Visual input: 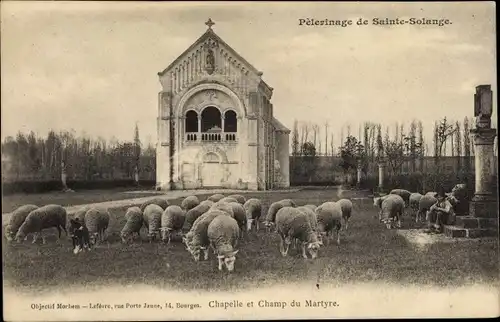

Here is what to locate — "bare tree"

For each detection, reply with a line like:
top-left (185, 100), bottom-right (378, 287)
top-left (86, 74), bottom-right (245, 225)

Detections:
top-left (324, 121), bottom-right (329, 156)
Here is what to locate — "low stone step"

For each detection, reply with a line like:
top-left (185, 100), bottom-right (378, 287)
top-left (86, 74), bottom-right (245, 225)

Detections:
top-left (443, 225), bottom-right (498, 238)
top-left (454, 216), bottom-right (499, 229)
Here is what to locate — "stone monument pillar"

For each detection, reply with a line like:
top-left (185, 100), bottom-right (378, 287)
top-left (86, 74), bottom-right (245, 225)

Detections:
top-left (469, 85), bottom-right (498, 219)
top-left (356, 160), bottom-right (363, 186)
top-left (378, 160), bottom-right (386, 192)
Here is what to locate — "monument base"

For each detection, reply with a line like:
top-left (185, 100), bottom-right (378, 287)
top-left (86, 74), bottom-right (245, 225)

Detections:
top-left (469, 194), bottom-right (499, 219)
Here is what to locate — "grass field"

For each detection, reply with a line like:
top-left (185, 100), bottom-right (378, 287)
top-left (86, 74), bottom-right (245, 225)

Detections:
top-left (2, 188), bottom-right (499, 295)
top-left (1, 187), bottom-right (162, 213)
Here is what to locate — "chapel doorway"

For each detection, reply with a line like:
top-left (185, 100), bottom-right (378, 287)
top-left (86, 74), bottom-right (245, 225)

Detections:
top-left (201, 152), bottom-right (223, 187)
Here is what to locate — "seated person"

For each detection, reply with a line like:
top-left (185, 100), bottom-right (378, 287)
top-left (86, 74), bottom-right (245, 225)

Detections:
top-left (426, 189), bottom-right (456, 233)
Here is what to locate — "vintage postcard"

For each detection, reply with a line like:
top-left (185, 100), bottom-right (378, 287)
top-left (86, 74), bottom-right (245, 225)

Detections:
top-left (1, 1), bottom-right (498, 320)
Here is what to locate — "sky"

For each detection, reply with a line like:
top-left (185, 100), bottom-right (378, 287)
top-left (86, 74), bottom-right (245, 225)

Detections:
top-left (1, 1), bottom-right (497, 151)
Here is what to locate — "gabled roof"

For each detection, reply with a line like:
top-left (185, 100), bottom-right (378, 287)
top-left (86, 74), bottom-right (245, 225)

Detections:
top-left (158, 28), bottom-right (261, 77)
top-left (272, 117), bottom-right (290, 134)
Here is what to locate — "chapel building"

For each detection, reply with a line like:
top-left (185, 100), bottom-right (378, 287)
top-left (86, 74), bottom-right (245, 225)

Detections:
top-left (156, 19), bottom-right (290, 191)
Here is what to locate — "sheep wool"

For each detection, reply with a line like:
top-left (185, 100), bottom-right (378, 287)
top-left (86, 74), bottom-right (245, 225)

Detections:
top-left (207, 194), bottom-right (225, 202)
top-left (161, 205), bottom-right (186, 243)
top-left (218, 197), bottom-right (238, 204)
top-left (143, 204), bottom-right (163, 241)
top-left (409, 193), bottom-right (423, 222)
top-left (297, 206), bottom-right (318, 232)
top-left (210, 202), bottom-right (235, 217)
top-left (303, 204), bottom-right (317, 212)
top-left (275, 207), bottom-right (322, 259)
top-left (389, 189), bottom-right (412, 206)
top-left (243, 198), bottom-right (262, 232)
top-left (316, 202), bottom-right (342, 245)
top-left (417, 194), bottom-right (438, 223)
top-left (140, 198), bottom-right (170, 212)
top-left (373, 195), bottom-right (389, 209)
top-left (121, 207), bottom-right (144, 243)
top-left (184, 210), bottom-right (231, 262)
top-left (227, 202), bottom-right (247, 234)
top-left (337, 199), bottom-right (353, 231)
top-left (207, 215), bottom-right (240, 272)
top-left (5, 204), bottom-right (39, 242)
top-left (84, 208), bottom-right (110, 245)
top-left (181, 196), bottom-right (200, 211)
top-left (184, 202), bottom-right (213, 230)
top-left (199, 200), bottom-right (214, 208)
top-left (227, 194), bottom-right (246, 205)
top-left (380, 194), bottom-right (405, 229)
top-left (265, 199), bottom-right (297, 228)
top-left (15, 204), bottom-right (67, 244)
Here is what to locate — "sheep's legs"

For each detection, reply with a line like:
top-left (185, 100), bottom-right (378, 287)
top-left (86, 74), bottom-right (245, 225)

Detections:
top-left (32, 232), bottom-right (39, 244)
top-left (301, 243), bottom-right (308, 259)
top-left (256, 220), bottom-right (260, 232)
top-left (203, 248), bottom-right (209, 261)
top-left (336, 229), bottom-right (341, 245)
top-left (279, 236), bottom-right (286, 256)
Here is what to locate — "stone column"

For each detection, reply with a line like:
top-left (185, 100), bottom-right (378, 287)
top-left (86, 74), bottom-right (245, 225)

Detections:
top-left (197, 114), bottom-right (201, 141)
top-left (356, 160), bottom-right (362, 186)
top-left (469, 84), bottom-right (498, 219)
top-left (378, 161), bottom-right (385, 192)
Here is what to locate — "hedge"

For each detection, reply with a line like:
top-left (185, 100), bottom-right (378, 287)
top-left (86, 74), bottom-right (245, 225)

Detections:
top-left (2, 179), bottom-right (156, 195)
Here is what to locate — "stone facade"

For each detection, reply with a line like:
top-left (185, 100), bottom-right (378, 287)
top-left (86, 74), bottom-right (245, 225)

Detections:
top-left (155, 23), bottom-right (290, 191)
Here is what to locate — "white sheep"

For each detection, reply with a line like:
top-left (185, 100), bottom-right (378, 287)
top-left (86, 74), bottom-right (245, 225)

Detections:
top-left (373, 194), bottom-right (389, 220)
top-left (210, 202), bottom-right (235, 217)
top-left (303, 204), bottom-right (317, 211)
top-left (207, 215), bottom-right (240, 272)
top-left (181, 196), bottom-right (200, 211)
top-left (183, 210), bottom-right (231, 262)
top-left (296, 206), bottom-right (319, 250)
top-left (15, 204), bottom-right (68, 244)
top-left (84, 207), bottom-right (110, 245)
top-left (207, 194), bottom-right (225, 202)
top-left (227, 194), bottom-right (246, 205)
top-left (161, 205), bottom-right (186, 244)
top-left (143, 204), bottom-right (163, 242)
top-left (140, 198), bottom-right (170, 212)
top-left (4, 204), bottom-right (39, 242)
top-left (380, 194), bottom-right (405, 229)
top-left (389, 189), bottom-right (412, 207)
top-left (219, 197), bottom-right (238, 204)
top-left (227, 202), bottom-right (247, 236)
top-left (315, 202), bottom-right (342, 245)
top-left (417, 194), bottom-right (438, 223)
top-left (121, 207), bottom-right (143, 244)
top-left (243, 198), bottom-right (262, 232)
top-left (337, 199), bottom-right (353, 231)
top-left (275, 207), bottom-right (322, 259)
top-left (184, 202), bottom-right (213, 230)
top-left (409, 193), bottom-right (423, 222)
top-left (264, 199), bottom-right (297, 231)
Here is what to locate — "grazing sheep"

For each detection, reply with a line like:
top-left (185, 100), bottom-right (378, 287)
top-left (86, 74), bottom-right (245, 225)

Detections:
top-left (297, 206), bottom-right (318, 232)
top-left (315, 202), bottom-right (342, 245)
top-left (181, 196), bottom-right (200, 211)
top-left (303, 204), bottom-right (317, 212)
top-left (243, 198), bottom-right (262, 232)
top-left (337, 199), bottom-right (353, 231)
top-left (373, 194), bottom-right (389, 220)
top-left (417, 194), bottom-right (438, 223)
top-left (210, 202), bottom-right (235, 217)
top-left (390, 189), bottom-right (412, 207)
top-left (84, 208), bottom-right (110, 245)
top-left (264, 199), bottom-right (297, 231)
top-left (227, 194), bottom-right (246, 205)
top-left (121, 207), bottom-right (144, 244)
top-left (207, 215), bottom-right (240, 272)
top-left (143, 204), bottom-right (163, 242)
top-left (207, 194), bottom-right (225, 202)
top-left (380, 194), bottom-right (405, 229)
top-left (199, 200), bottom-right (214, 208)
top-left (140, 198), bottom-right (170, 212)
top-left (409, 193), bottom-right (423, 222)
top-left (183, 210), bottom-right (231, 262)
top-left (219, 197), bottom-right (238, 204)
top-left (15, 204), bottom-right (67, 244)
top-left (4, 204), bottom-right (39, 242)
top-left (161, 205), bottom-right (186, 244)
top-left (184, 202), bottom-right (213, 230)
top-left (73, 207), bottom-right (88, 222)
top-left (227, 202), bottom-right (247, 235)
top-left (275, 207), bottom-right (322, 259)
top-left (69, 218), bottom-right (91, 254)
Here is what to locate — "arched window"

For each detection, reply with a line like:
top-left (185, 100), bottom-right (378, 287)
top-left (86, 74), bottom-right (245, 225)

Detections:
top-left (185, 111), bottom-right (198, 133)
top-left (201, 106), bottom-right (222, 132)
top-left (203, 152), bottom-right (220, 163)
top-left (224, 110), bottom-right (237, 133)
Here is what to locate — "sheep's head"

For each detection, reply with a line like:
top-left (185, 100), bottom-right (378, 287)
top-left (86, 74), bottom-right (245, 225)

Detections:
top-left (264, 221), bottom-right (275, 232)
top-left (307, 242), bottom-right (322, 259)
top-left (161, 227), bottom-right (173, 241)
top-left (120, 231), bottom-right (133, 244)
top-left (4, 225), bottom-right (14, 241)
top-left (14, 229), bottom-right (26, 243)
top-left (373, 197), bottom-right (382, 207)
top-left (188, 245), bottom-right (203, 261)
top-left (218, 250), bottom-right (239, 272)
top-left (89, 233), bottom-right (99, 245)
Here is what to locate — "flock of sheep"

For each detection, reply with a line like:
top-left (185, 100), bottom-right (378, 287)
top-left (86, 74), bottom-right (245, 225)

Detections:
top-left (3, 193), bottom-right (355, 272)
top-left (4, 184), bottom-right (467, 272)
top-left (372, 184), bottom-right (467, 229)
